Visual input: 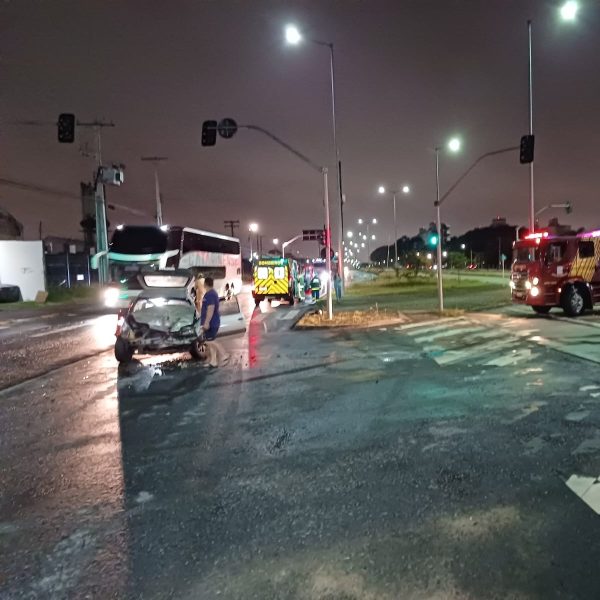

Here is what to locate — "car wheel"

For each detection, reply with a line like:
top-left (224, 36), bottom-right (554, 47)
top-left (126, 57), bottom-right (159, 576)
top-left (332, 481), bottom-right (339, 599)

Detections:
top-left (562, 285), bottom-right (586, 317)
top-left (532, 306), bottom-right (551, 315)
top-left (190, 338), bottom-right (207, 361)
top-left (114, 337), bottom-right (134, 363)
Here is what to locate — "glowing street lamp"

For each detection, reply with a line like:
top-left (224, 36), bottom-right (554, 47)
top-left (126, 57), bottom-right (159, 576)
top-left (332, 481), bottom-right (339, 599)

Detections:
top-left (560, 0), bottom-right (579, 21)
top-left (358, 218), bottom-right (364, 225)
top-left (285, 25), bottom-right (302, 45)
top-left (249, 222), bottom-right (259, 260)
top-left (347, 230), bottom-right (353, 238)
top-left (378, 184), bottom-right (411, 270)
top-left (273, 238), bottom-right (279, 246)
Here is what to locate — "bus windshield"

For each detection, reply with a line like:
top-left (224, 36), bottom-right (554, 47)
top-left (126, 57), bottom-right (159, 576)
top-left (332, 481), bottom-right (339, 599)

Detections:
top-left (111, 227), bottom-right (168, 254)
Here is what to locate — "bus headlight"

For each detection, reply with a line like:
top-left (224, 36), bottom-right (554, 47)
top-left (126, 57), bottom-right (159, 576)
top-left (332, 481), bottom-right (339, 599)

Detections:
top-left (104, 286), bottom-right (120, 307)
top-left (530, 286), bottom-right (540, 297)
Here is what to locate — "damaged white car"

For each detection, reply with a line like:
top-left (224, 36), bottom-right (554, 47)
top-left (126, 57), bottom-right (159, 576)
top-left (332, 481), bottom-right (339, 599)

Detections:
top-left (113, 271), bottom-right (245, 364)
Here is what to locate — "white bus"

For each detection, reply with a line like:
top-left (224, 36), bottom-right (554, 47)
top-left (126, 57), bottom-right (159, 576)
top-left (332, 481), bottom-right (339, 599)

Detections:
top-left (95, 225), bottom-right (242, 308)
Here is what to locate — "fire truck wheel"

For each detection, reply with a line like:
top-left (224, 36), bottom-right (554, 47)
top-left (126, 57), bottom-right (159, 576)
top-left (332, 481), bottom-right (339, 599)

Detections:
top-left (288, 294), bottom-right (295, 306)
top-left (562, 285), bottom-right (586, 317)
top-left (532, 306), bottom-right (551, 315)
top-left (254, 297), bottom-right (262, 307)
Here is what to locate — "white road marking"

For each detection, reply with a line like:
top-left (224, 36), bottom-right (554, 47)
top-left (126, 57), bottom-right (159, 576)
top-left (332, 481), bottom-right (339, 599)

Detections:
top-left (483, 348), bottom-right (535, 367)
top-left (402, 318), bottom-right (467, 335)
top-left (414, 326), bottom-right (485, 344)
top-left (566, 475), bottom-right (600, 515)
top-left (580, 385), bottom-right (600, 392)
top-left (30, 322), bottom-right (89, 338)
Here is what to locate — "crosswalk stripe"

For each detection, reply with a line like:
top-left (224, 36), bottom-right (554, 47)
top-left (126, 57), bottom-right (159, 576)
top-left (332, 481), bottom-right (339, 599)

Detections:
top-left (404, 319), bottom-right (467, 337)
top-left (430, 338), bottom-right (520, 366)
top-left (414, 326), bottom-right (485, 344)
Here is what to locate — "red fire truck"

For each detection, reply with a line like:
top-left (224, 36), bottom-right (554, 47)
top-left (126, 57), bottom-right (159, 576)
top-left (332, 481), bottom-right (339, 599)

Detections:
top-left (511, 230), bottom-right (600, 316)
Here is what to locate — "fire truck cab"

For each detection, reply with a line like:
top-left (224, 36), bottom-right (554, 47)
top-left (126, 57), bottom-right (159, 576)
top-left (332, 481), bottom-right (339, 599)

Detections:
top-left (511, 231), bottom-right (600, 316)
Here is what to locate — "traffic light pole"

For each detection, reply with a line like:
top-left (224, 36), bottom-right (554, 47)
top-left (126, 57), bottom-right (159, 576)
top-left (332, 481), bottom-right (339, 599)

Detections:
top-left (322, 168), bottom-right (333, 320)
top-left (528, 20), bottom-right (535, 232)
top-left (435, 148), bottom-right (444, 313)
top-left (238, 124), bottom-right (334, 319)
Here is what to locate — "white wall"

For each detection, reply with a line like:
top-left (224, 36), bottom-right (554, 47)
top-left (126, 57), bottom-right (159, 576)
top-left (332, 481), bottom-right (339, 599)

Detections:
top-left (0, 241), bottom-right (46, 301)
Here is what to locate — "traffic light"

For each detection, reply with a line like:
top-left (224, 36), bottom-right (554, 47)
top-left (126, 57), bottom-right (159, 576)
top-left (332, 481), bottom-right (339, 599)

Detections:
top-left (201, 120), bottom-right (217, 146)
top-left (428, 233), bottom-right (438, 246)
top-left (57, 113), bottom-right (75, 143)
top-left (519, 134), bottom-right (535, 164)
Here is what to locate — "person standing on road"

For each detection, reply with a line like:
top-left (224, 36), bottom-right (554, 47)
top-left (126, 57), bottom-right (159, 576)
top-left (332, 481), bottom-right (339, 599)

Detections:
top-left (200, 277), bottom-right (228, 368)
top-left (311, 272), bottom-right (321, 301)
top-left (334, 267), bottom-right (342, 302)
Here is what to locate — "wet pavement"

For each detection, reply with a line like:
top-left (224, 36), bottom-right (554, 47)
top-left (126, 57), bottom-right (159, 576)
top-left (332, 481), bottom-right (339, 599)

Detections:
top-left (2, 296), bottom-right (600, 598)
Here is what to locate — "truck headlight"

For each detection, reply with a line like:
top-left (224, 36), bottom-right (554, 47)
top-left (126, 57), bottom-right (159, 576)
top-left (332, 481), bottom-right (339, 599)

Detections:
top-left (525, 281), bottom-right (532, 290)
top-left (530, 286), bottom-right (540, 297)
top-left (104, 287), bottom-right (120, 307)
top-left (509, 280), bottom-right (515, 289)
top-left (532, 277), bottom-right (539, 285)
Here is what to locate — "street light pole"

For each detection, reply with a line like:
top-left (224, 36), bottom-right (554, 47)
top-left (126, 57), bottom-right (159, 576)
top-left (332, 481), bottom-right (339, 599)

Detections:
top-left (435, 148), bottom-right (444, 312)
top-left (528, 20), bottom-right (535, 232)
top-left (141, 156), bottom-right (168, 227)
top-left (285, 26), bottom-right (344, 295)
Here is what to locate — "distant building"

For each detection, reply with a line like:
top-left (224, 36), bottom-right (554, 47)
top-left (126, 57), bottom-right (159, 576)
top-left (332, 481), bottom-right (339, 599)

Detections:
top-left (43, 236), bottom-right (86, 254)
top-left (491, 216), bottom-right (507, 227)
top-left (0, 206), bottom-right (24, 240)
top-left (545, 217), bottom-right (575, 236)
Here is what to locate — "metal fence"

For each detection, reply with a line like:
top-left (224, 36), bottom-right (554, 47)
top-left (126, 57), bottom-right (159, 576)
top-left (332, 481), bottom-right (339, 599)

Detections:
top-left (44, 253), bottom-right (96, 288)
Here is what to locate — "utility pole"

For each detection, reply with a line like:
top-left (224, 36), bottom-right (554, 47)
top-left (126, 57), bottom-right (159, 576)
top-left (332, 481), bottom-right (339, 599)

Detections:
top-left (141, 156), bottom-right (168, 226)
top-left (224, 220), bottom-right (239, 237)
top-left (77, 120), bottom-right (115, 285)
top-left (527, 20), bottom-right (535, 232)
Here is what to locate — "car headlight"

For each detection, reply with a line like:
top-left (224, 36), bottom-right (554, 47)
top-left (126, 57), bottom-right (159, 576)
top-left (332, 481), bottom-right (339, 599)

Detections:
top-left (104, 287), bottom-right (120, 307)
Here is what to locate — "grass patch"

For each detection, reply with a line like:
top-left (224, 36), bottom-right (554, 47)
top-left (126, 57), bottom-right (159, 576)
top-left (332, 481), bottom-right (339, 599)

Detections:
top-left (341, 274), bottom-right (510, 313)
top-left (0, 286), bottom-right (99, 311)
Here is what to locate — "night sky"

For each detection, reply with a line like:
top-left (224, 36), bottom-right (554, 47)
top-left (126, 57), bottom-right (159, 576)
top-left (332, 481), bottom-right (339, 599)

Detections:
top-left (2, 0), bottom-right (598, 257)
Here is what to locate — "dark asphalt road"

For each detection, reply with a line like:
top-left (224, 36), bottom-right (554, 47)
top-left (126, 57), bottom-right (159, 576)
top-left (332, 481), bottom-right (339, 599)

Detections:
top-left (2, 298), bottom-right (600, 599)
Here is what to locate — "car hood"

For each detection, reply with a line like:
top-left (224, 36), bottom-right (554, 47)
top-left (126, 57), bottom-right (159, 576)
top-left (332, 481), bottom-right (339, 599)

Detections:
top-left (131, 304), bottom-right (196, 333)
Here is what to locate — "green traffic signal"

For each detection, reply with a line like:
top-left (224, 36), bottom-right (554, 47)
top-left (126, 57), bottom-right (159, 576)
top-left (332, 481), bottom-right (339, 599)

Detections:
top-left (428, 234), bottom-right (438, 246)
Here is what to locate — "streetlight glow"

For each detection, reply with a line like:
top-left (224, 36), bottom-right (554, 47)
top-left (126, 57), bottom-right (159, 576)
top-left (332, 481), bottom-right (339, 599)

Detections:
top-left (273, 238), bottom-right (279, 245)
top-left (372, 218), bottom-right (377, 224)
top-left (448, 137), bottom-right (461, 153)
top-left (249, 222), bottom-right (258, 233)
top-left (560, 1), bottom-right (579, 21)
top-left (285, 24), bottom-right (302, 45)
top-left (402, 185), bottom-right (410, 194)
top-left (378, 186), bottom-right (386, 195)
top-left (358, 218), bottom-right (364, 225)
top-left (347, 231), bottom-right (353, 238)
